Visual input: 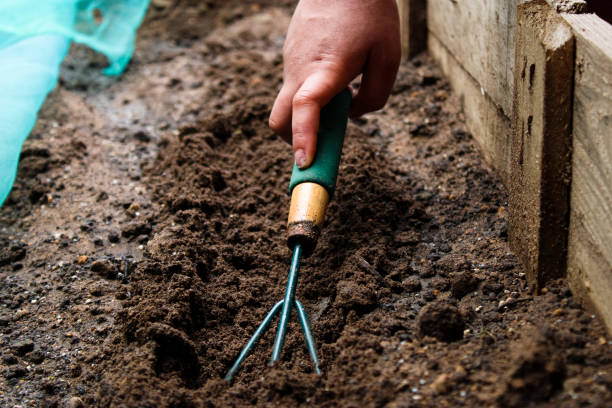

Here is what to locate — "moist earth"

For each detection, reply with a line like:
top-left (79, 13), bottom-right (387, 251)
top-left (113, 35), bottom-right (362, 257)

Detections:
top-left (1, 1), bottom-right (611, 407)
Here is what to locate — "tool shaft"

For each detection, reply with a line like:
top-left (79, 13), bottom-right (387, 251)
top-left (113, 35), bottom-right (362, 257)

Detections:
top-left (270, 243), bottom-right (302, 364)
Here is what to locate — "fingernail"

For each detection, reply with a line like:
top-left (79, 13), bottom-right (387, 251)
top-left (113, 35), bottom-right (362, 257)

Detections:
top-left (295, 149), bottom-right (306, 168)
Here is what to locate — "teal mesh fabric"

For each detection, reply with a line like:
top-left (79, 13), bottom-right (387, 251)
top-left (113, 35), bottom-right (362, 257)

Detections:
top-left (0, 0), bottom-right (149, 206)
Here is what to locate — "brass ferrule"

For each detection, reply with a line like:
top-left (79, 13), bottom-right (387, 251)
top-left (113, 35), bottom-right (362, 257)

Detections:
top-left (287, 182), bottom-right (330, 256)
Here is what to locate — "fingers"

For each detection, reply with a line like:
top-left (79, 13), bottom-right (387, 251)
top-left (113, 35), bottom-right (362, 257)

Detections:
top-left (270, 43), bottom-right (399, 169)
top-left (269, 84), bottom-right (294, 143)
top-left (291, 70), bottom-right (346, 168)
top-left (349, 44), bottom-right (401, 118)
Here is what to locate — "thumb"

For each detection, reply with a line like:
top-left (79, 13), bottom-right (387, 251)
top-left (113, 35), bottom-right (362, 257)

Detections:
top-left (292, 70), bottom-right (346, 169)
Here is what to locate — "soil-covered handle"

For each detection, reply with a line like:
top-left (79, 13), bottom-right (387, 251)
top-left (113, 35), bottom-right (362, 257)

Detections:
top-left (288, 88), bottom-right (352, 198)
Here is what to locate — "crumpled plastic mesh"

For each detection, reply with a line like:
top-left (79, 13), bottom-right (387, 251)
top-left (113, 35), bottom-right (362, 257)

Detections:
top-left (0, 0), bottom-right (149, 206)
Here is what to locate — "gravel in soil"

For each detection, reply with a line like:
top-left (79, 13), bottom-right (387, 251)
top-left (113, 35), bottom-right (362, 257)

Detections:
top-left (1, 1), bottom-right (612, 407)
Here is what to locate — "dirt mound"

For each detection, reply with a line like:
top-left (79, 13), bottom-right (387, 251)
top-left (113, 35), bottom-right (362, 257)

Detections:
top-left (499, 328), bottom-right (566, 407)
top-left (417, 300), bottom-right (465, 342)
top-left (95, 15), bottom-right (612, 405)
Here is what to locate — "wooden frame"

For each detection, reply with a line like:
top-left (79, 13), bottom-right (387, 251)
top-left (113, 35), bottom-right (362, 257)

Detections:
top-left (397, 0), bottom-right (612, 333)
top-left (396, 0), bottom-right (427, 59)
top-left (509, 0), bottom-right (574, 292)
top-left (562, 12), bottom-right (612, 333)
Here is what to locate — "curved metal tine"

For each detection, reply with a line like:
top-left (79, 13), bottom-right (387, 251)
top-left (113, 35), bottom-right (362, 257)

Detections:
top-left (295, 300), bottom-right (321, 375)
top-left (225, 300), bottom-right (284, 382)
top-left (271, 244), bottom-right (302, 365)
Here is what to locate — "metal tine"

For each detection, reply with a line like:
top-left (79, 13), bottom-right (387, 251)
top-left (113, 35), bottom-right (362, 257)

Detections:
top-left (225, 243), bottom-right (321, 381)
top-left (225, 300), bottom-right (284, 382)
top-left (295, 299), bottom-right (321, 374)
top-left (270, 244), bottom-right (302, 365)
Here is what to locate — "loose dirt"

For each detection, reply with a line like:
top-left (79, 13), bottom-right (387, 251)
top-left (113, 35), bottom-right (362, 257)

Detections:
top-left (1, 1), bottom-right (611, 407)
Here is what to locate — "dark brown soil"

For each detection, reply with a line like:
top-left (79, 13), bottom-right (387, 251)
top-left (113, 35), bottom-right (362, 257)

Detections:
top-left (1, 1), bottom-right (612, 407)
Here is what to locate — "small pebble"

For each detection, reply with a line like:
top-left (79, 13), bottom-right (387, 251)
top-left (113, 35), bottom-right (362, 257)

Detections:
top-left (417, 300), bottom-right (465, 342)
top-left (431, 373), bottom-right (452, 394)
top-left (90, 259), bottom-right (115, 279)
top-left (64, 396), bottom-right (85, 408)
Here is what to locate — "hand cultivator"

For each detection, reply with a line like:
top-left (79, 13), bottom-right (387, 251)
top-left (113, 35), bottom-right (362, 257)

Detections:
top-left (225, 89), bottom-right (352, 381)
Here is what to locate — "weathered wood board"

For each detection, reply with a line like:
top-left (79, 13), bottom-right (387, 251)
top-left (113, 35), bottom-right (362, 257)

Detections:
top-left (428, 33), bottom-right (512, 184)
top-left (426, 0), bottom-right (586, 185)
top-left (396, 0), bottom-right (427, 59)
top-left (427, 0), bottom-right (521, 117)
top-left (423, 0), bottom-right (612, 331)
top-left (509, 0), bottom-right (574, 292)
top-left (562, 13), bottom-right (612, 334)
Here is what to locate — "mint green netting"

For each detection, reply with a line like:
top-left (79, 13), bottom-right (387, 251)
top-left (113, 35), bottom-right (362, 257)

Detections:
top-left (0, 0), bottom-right (149, 206)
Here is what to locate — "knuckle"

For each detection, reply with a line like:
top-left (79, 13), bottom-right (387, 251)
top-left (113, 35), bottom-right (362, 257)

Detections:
top-left (292, 127), bottom-right (314, 146)
top-left (292, 90), bottom-right (318, 107)
top-left (292, 126), bottom-right (308, 141)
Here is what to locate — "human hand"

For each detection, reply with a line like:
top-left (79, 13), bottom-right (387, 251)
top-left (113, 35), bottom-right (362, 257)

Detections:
top-left (269, 0), bottom-right (401, 169)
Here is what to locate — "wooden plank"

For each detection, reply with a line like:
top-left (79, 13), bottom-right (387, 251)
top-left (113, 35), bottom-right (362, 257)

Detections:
top-left (428, 33), bottom-right (512, 185)
top-left (427, 0), bottom-right (520, 117)
top-left (562, 12), bottom-right (612, 334)
top-left (425, 0), bottom-right (586, 185)
top-left (509, 0), bottom-right (574, 292)
top-left (397, 0), bottom-right (427, 59)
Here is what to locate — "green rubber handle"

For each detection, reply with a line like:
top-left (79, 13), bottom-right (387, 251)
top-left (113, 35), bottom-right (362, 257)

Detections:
top-left (288, 88), bottom-right (352, 198)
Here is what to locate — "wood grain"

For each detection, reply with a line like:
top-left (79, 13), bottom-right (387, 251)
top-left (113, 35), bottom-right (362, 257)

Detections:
top-left (397, 0), bottom-right (427, 59)
top-left (428, 33), bottom-right (512, 184)
top-left (509, 0), bottom-right (574, 292)
top-left (563, 13), bottom-right (612, 334)
top-left (427, 0), bottom-right (521, 117)
top-left (288, 182), bottom-right (329, 227)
